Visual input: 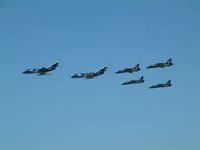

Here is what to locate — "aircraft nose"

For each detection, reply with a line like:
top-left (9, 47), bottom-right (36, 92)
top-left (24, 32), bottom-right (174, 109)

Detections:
top-left (23, 70), bottom-right (28, 74)
top-left (71, 75), bottom-right (76, 78)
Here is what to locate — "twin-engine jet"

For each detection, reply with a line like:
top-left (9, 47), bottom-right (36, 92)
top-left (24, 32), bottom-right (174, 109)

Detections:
top-left (23, 62), bottom-right (59, 75)
top-left (147, 58), bottom-right (173, 69)
top-left (149, 80), bottom-right (172, 89)
top-left (121, 76), bottom-right (144, 85)
top-left (71, 66), bottom-right (107, 79)
top-left (116, 64), bottom-right (141, 74)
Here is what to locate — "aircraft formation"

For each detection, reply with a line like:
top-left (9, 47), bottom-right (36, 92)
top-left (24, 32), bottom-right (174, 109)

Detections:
top-left (23, 58), bottom-right (173, 89)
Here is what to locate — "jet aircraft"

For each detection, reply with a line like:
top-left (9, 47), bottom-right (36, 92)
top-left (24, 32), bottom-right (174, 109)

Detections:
top-left (116, 64), bottom-right (141, 74)
top-left (23, 62), bottom-right (59, 75)
top-left (121, 76), bottom-right (144, 85)
top-left (149, 80), bottom-right (172, 89)
top-left (147, 58), bottom-right (173, 69)
top-left (71, 66), bottom-right (107, 79)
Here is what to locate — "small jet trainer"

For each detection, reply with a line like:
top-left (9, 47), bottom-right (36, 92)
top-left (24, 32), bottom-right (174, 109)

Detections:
top-left (147, 58), bottom-right (173, 69)
top-left (116, 64), bottom-right (141, 74)
top-left (71, 66), bottom-right (108, 79)
top-left (149, 80), bottom-right (172, 89)
top-left (23, 62), bottom-right (59, 75)
top-left (121, 76), bottom-right (144, 85)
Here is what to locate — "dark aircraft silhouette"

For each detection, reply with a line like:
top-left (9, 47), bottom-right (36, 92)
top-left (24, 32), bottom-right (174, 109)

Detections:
top-left (116, 64), bottom-right (141, 74)
top-left (23, 62), bottom-right (59, 75)
top-left (147, 58), bottom-right (173, 69)
top-left (71, 66), bottom-right (107, 79)
top-left (121, 76), bottom-right (144, 85)
top-left (149, 80), bottom-right (172, 89)
top-left (23, 69), bottom-right (37, 74)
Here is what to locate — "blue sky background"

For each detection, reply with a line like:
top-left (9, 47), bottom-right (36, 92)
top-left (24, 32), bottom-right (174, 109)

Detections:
top-left (0, 0), bottom-right (200, 150)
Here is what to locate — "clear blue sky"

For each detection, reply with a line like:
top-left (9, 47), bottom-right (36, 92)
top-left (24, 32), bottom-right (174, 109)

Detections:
top-left (0, 0), bottom-right (200, 150)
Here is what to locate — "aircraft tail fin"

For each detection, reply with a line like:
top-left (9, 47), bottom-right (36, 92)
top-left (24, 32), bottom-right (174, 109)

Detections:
top-left (49, 62), bottom-right (59, 71)
top-left (135, 64), bottom-right (139, 69)
top-left (166, 58), bottom-right (172, 64)
top-left (51, 62), bottom-right (59, 68)
top-left (166, 80), bottom-right (171, 85)
top-left (139, 76), bottom-right (144, 81)
top-left (96, 66), bottom-right (108, 75)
